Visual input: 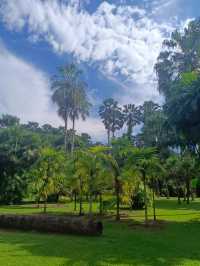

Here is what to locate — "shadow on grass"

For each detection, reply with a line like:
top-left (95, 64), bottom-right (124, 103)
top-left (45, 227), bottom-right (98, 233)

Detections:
top-left (0, 219), bottom-right (200, 266)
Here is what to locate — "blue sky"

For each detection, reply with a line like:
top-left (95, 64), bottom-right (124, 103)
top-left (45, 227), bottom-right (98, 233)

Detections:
top-left (0, 0), bottom-right (199, 140)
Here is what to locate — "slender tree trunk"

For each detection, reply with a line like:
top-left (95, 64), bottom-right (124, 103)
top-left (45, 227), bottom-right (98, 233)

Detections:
top-left (89, 193), bottom-right (93, 217)
top-left (177, 186), bottom-right (181, 204)
top-left (37, 197), bottom-right (40, 208)
top-left (99, 192), bottom-right (103, 215)
top-left (43, 198), bottom-right (47, 214)
top-left (64, 117), bottom-right (68, 152)
top-left (71, 117), bottom-right (75, 154)
top-left (88, 175), bottom-right (93, 217)
top-left (183, 187), bottom-right (186, 202)
top-left (127, 123), bottom-right (132, 141)
top-left (186, 180), bottom-right (190, 204)
top-left (191, 190), bottom-right (194, 201)
top-left (79, 178), bottom-right (83, 216)
top-left (115, 177), bottom-right (120, 221)
top-left (112, 131), bottom-right (115, 139)
top-left (152, 187), bottom-right (156, 221)
top-left (143, 171), bottom-right (148, 225)
top-left (166, 185), bottom-right (170, 199)
top-left (107, 130), bottom-right (110, 146)
top-left (74, 191), bottom-right (77, 211)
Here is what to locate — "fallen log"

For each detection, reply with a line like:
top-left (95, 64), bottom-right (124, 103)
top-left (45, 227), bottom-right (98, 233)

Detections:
top-left (0, 214), bottom-right (103, 236)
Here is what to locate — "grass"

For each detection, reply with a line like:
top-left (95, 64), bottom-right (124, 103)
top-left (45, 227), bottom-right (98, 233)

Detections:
top-left (0, 198), bottom-right (200, 266)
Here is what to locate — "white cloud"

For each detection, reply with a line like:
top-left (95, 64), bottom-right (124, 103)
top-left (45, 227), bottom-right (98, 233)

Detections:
top-left (0, 0), bottom-right (190, 141)
top-left (0, 41), bottom-right (53, 123)
top-left (0, 0), bottom-right (176, 105)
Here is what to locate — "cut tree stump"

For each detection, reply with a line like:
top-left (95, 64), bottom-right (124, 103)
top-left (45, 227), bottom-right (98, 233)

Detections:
top-left (0, 214), bottom-right (103, 236)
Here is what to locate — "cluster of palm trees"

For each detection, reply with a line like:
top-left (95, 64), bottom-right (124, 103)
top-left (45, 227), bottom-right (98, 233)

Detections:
top-left (30, 140), bottom-right (164, 224)
top-left (51, 63), bottom-right (162, 152)
top-left (99, 99), bottom-right (160, 145)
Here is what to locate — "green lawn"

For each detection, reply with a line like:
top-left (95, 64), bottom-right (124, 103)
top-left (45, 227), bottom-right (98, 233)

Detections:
top-left (0, 198), bottom-right (200, 266)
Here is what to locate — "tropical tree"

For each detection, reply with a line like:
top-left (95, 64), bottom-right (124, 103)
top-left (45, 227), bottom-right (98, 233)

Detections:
top-left (99, 98), bottom-right (124, 145)
top-left (72, 146), bottom-right (109, 216)
top-left (125, 147), bottom-right (160, 224)
top-left (155, 19), bottom-right (200, 98)
top-left (51, 63), bottom-right (91, 153)
top-left (107, 137), bottom-right (132, 220)
top-left (123, 104), bottom-right (141, 141)
top-left (165, 154), bottom-right (196, 204)
top-left (69, 81), bottom-right (91, 154)
top-left (30, 148), bottom-right (66, 213)
top-left (0, 114), bottom-right (20, 128)
top-left (165, 155), bottom-right (185, 204)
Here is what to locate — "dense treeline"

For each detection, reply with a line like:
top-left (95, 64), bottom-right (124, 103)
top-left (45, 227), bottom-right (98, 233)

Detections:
top-left (1, 18), bottom-right (200, 224)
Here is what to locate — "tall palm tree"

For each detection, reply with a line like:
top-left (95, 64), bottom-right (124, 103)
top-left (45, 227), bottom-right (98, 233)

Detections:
top-left (123, 104), bottom-right (141, 141)
top-left (51, 64), bottom-right (91, 153)
top-left (51, 64), bottom-right (77, 151)
top-left (99, 98), bottom-right (124, 145)
top-left (70, 82), bottom-right (91, 154)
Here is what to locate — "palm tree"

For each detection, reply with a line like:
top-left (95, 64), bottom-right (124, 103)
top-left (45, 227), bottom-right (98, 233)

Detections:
top-left (123, 104), bottom-right (141, 141)
top-left (126, 147), bottom-right (160, 225)
top-left (51, 64), bottom-right (76, 151)
top-left (51, 64), bottom-right (91, 153)
top-left (99, 98), bottom-right (124, 145)
top-left (69, 82), bottom-right (91, 154)
top-left (72, 146), bottom-right (108, 216)
top-left (105, 154), bottom-right (121, 220)
top-left (31, 148), bottom-right (66, 213)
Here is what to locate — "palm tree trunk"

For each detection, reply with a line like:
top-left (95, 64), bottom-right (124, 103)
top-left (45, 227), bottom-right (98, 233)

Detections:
top-left (43, 198), bottom-right (47, 213)
top-left (177, 186), bottom-right (181, 204)
top-left (79, 177), bottom-right (83, 216)
top-left (152, 187), bottom-right (156, 221)
top-left (127, 124), bottom-right (132, 141)
top-left (186, 180), bottom-right (190, 204)
top-left (112, 130), bottom-right (115, 139)
top-left (143, 171), bottom-right (148, 225)
top-left (74, 191), bottom-right (77, 211)
top-left (107, 130), bottom-right (110, 146)
top-left (115, 177), bottom-right (120, 221)
top-left (71, 116), bottom-right (75, 154)
top-left (99, 192), bottom-right (103, 215)
top-left (89, 193), bottom-right (93, 217)
top-left (64, 117), bottom-right (68, 152)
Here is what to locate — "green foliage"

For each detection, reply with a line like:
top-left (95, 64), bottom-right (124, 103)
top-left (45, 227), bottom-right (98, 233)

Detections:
top-left (99, 98), bottom-right (124, 144)
top-left (30, 148), bottom-right (66, 207)
top-left (51, 63), bottom-right (91, 152)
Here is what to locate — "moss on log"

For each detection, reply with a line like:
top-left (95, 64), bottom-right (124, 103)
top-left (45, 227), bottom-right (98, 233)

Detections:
top-left (0, 214), bottom-right (103, 236)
